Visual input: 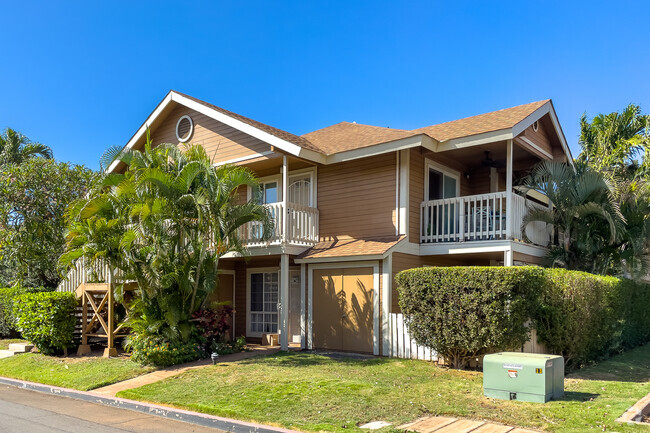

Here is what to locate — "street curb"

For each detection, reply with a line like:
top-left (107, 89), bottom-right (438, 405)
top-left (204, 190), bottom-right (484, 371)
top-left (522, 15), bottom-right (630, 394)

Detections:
top-left (0, 376), bottom-right (298, 433)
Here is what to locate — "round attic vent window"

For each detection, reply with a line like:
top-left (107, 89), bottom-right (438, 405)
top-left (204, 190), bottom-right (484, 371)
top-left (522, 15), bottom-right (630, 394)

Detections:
top-left (532, 120), bottom-right (539, 132)
top-left (176, 115), bottom-right (194, 142)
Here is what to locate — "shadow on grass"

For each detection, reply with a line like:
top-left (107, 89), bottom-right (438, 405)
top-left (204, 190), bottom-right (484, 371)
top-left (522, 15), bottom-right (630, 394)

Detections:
top-left (568, 344), bottom-right (650, 383)
top-left (559, 391), bottom-right (601, 402)
top-left (236, 350), bottom-right (396, 368)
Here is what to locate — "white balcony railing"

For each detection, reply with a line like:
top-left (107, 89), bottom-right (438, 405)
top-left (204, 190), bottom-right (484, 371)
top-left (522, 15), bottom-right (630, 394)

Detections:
top-left (238, 202), bottom-right (319, 247)
top-left (420, 191), bottom-right (552, 246)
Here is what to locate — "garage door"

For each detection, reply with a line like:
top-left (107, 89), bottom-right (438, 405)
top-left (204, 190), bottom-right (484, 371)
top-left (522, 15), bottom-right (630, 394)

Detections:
top-left (312, 267), bottom-right (374, 353)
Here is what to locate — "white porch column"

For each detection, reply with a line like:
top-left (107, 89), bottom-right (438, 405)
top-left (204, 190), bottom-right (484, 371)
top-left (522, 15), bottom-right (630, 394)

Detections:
top-left (280, 253), bottom-right (289, 350)
top-left (505, 139), bottom-right (513, 239)
top-left (504, 248), bottom-right (514, 267)
top-left (282, 155), bottom-right (288, 243)
top-left (381, 255), bottom-right (392, 356)
top-left (300, 263), bottom-right (306, 349)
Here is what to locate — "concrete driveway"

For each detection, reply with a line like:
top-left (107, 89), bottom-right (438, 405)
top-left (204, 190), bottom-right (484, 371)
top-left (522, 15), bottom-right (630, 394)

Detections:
top-left (0, 384), bottom-right (226, 433)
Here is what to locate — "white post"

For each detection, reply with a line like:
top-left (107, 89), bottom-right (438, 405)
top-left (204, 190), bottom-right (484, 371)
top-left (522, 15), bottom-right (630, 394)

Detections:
top-left (300, 263), bottom-right (306, 349)
top-left (282, 155), bottom-right (288, 243)
top-left (505, 139), bottom-right (513, 239)
top-left (504, 248), bottom-right (514, 267)
top-left (280, 253), bottom-right (289, 350)
top-left (381, 255), bottom-right (392, 356)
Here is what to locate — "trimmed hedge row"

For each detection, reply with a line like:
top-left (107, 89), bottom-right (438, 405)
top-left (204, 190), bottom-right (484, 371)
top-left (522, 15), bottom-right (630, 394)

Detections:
top-left (12, 292), bottom-right (77, 355)
top-left (395, 266), bottom-right (650, 369)
top-left (0, 286), bottom-right (53, 337)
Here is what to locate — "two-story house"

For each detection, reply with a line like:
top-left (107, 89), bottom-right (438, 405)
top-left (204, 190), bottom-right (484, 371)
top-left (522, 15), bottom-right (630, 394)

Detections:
top-left (61, 90), bottom-right (572, 357)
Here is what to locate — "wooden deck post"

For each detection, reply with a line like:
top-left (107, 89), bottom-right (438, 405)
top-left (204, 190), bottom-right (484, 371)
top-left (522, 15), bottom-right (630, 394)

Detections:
top-left (103, 267), bottom-right (117, 358)
top-left (77, 289), bottom-right (91, 356)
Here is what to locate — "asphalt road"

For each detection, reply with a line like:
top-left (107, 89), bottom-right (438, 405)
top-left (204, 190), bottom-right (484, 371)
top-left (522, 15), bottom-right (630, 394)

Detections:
top-left (0, 384), bottom-right (226, 433)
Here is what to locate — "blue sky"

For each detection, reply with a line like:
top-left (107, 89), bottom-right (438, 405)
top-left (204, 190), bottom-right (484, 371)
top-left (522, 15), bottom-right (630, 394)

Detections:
top-left (1, 1), bottom-right (648, 169)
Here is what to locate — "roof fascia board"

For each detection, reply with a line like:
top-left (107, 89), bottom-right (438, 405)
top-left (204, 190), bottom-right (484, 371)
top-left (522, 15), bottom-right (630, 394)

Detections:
top-left (171, 92), bottom-right (326, 164)
top-left (516, 136), bottom-right (553, 160)
top-left (511, 103), bottom-right (551, 137)
top-left (107, 92), bottom-right (174, 173)
top-left (295, 254), bottom-right (385, 264)
top-left (511, 101), bottom-right (575, 169)
top-left (324, 134), bottom-right (430, 164)
top-left (436, 129), bottom-right (513, 152)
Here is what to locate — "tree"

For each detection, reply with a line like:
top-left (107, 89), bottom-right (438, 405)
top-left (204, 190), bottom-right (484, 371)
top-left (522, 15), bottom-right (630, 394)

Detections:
top-left (578, 104), bottom-right (650, 277)
top-left (520, 161), bottom-right (625, 275)
top-left (60, 138), bottom-right (272, 345)
top-left (578, 104), bottom-right (650, 180)
top-left (0, 128), bottom-right (53, 165)
top-left (0, 159), bottom-right (95, 287)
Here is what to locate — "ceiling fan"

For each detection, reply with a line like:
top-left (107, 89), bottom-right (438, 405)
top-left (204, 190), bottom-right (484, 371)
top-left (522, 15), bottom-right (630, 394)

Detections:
top-left (481, 151), bottom-right (506, 168)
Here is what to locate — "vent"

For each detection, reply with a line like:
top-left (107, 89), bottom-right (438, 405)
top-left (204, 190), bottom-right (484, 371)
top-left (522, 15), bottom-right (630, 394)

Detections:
top-left (532, 121), bottom-right (539, 132)
top-left (176, 115), bottom-right (194, 142)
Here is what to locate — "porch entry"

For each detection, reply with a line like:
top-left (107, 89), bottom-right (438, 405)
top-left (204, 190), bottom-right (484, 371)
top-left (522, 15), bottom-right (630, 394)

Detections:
top-left (247, 269), bottom-right (301, 343)
top-left (312, 267), bottom-right (374, 353)
top-left (425, 164), bottom-right (460, 238)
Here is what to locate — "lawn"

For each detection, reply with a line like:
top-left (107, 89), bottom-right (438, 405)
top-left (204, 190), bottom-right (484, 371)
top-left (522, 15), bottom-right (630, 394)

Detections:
top-left (0, 352), bottom-right (154, 391)
top-left (118, 346), bottom-right (650, 433)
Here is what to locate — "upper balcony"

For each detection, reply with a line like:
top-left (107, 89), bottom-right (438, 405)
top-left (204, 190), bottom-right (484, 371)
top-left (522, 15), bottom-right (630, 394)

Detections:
top-left (238, 201), bottom-right (319, 247)
top-left (420, 191), bottom-right (551, 246)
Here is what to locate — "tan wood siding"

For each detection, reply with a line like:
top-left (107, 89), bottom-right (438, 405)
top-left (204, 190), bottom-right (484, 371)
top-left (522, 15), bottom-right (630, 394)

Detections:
top-left (318, 153), bottom-right (397, 240)
top-left (149, 105), bottom-right (273, 165)
top-left (514, 251), bottom-right (544, 265)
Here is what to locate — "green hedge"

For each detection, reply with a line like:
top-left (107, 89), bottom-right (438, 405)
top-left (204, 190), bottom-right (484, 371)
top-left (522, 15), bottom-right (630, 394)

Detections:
top-left (12, 292), bottom-right (77, 355)
top-left (395, 267), bottom-right (545, 368)
top-left (0, 286), bottom-right (54, 337)
top-left (396, 266), bottom-right (650, 370)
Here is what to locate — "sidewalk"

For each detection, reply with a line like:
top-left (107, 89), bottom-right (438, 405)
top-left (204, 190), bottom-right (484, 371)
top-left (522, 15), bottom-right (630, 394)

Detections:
top-left (92, 345), bottom-right (280, 397)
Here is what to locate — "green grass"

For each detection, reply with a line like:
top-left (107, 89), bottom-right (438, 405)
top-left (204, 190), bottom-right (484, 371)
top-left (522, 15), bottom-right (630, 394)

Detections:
top-left (117, 346), bottom-right (650, 433)
top-left (0, 339), bottom-right (29, 350)
top-left (0, 353), bottom-right (155, 391)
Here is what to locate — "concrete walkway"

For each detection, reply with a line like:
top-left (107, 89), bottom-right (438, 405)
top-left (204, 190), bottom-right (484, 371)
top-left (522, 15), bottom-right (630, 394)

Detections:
top-left (400, 416), bottom-right (541, 433)
top-left (92, 345), bottom-right (280, 397)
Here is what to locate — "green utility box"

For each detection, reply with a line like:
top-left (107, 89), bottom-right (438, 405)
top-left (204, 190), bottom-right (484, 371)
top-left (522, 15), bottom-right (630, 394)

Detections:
top-left (483, 352), bottom-right (564, 403)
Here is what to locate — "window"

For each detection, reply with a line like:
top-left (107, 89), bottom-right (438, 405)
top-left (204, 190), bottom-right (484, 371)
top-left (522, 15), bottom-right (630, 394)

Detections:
top-left (257, 181), bottom-right (278, 204)
top-left (427, 167), bottom-right (458, 200)
top-left (249, 272), bottom-right (278, 334)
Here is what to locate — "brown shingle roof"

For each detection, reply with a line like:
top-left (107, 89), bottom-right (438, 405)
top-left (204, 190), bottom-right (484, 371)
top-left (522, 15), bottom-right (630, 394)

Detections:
top-left (174, 91), bottom-right (325, 153)
top-left (297, 236), bottom-right (404, 261)
top-left (301, 122), bottom-right (418, 155)
top-left (415, 100), bottom-right (549, 142)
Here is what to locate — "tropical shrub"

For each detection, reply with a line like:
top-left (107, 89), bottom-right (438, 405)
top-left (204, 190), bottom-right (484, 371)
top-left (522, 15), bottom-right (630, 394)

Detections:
top-left (395, 266), bottom-right (544, 369)
top-left (12, 292), bottom-right (77, 355)
top-left (192, 304), bottom-right (234, 352)
top-left (127, 332), bottom-right (206, 367)
top-left (0, 286), bottom-right (54, 337)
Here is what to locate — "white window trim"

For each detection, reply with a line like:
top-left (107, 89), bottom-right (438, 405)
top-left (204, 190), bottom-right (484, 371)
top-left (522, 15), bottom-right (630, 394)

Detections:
top-left (175, 115), bottom-right (194, 143)
top-left (247, 175), bottom-right (282, 203)
top-left (424, 158), bottom-right (461, 201)
top-left (307, 261), bottom-right (380, 356)
top-left (246, 267), bottom-right (280, 338)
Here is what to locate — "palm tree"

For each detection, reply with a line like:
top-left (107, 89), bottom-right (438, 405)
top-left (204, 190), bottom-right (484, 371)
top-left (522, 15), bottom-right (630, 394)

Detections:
top-left (60, 137), bottom-right (272, 343)
top-left (520, 161), bottom-right (625, 274)
top-left (0, 128), bottom-right (53, 165)
top-left (578, 104), bottom-right (649, 179)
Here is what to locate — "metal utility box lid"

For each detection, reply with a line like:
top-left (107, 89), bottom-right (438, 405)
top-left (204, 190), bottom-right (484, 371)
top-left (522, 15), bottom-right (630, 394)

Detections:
top-left (483, 352), bottom-right (564, 403)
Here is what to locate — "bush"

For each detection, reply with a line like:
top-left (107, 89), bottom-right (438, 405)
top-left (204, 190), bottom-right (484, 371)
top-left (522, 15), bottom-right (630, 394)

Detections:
top-left (534, 269), bottom-right (650, 367)
top-left (0, 286), bottom-right (54, 337)
top-left (192, 305), bottom-right (234, 352)
top-left (396, 266), bottom-right (650, 370)
top-left (12, 292), bottom-right (77, 355)
top-left (127, 332), bottom-right (206, 367)
top-left (395, 266), bottom-right (544, 368)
